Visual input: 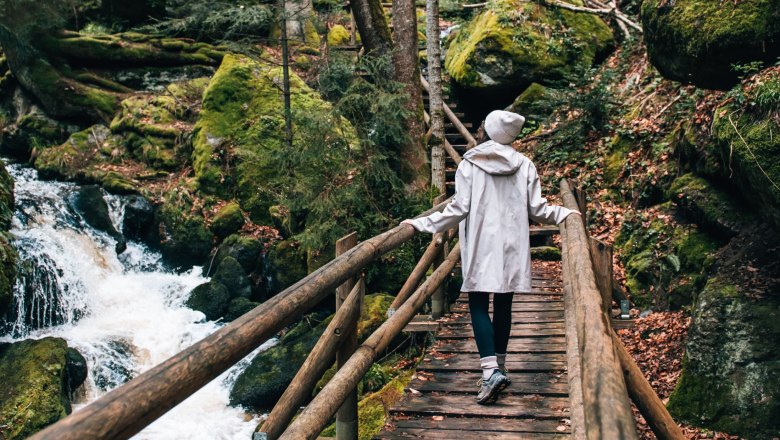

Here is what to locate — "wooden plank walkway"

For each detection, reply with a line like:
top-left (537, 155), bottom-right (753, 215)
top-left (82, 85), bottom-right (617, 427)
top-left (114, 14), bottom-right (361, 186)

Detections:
top-left (376, 261), bottom-right (571, 439)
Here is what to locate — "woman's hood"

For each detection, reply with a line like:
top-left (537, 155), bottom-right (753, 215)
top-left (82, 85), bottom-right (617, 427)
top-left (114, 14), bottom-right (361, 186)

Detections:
top-left (463, 140), bottom-right (525, 175)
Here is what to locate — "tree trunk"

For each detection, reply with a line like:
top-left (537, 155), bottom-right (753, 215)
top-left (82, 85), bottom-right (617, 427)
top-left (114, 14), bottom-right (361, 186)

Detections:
top-left (425, 0), bottom-right (445, 195)
top-left (281, 0), bottom-right (317, 46)
top-left (349, 0), bottom-right (393, 57)
top-left (392, 0), bottom-right (428, 190)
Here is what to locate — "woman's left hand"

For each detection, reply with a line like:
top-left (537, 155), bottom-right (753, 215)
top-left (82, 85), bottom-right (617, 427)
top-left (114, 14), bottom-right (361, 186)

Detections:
top-left (401, 219), bottom-right (415, 227)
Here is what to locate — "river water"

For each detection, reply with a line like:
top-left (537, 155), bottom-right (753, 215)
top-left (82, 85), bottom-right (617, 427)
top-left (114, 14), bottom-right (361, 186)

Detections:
top-left (0, 162), bottom-right (269, 439)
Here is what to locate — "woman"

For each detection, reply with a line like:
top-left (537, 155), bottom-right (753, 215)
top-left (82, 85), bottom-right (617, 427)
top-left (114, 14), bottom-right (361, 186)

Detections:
top-left (402, 110), bottom-right (579, 404)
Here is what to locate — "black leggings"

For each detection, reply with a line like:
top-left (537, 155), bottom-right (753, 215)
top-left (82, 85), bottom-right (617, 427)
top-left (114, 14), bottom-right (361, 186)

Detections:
top-left (468, 292), bottom-right (514, 358)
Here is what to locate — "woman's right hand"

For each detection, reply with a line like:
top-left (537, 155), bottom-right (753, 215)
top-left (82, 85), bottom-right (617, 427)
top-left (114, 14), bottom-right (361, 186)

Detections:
top-left (401, 219), bottom-right (416, 228)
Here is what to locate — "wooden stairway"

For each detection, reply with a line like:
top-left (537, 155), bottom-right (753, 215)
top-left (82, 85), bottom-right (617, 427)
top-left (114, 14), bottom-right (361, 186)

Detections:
top-left (375, 260), bottom-right (571, 439)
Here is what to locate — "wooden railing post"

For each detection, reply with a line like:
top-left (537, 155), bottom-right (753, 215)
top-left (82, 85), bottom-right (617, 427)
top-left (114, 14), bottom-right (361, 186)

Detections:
top-left (589, 237), bottom-right (613, 315)
top-left (335, 232), bottom-right (360, 440)
top-left (431, 196), bottom-right (447, 318)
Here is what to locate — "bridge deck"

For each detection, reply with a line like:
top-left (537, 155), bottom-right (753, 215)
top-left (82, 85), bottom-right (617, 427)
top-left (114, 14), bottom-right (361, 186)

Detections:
top-left (376, 261), bottom-right (571, 439)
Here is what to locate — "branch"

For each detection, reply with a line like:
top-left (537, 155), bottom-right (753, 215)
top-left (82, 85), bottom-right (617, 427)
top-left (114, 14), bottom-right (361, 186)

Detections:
top-left (462, 2), bottom-right (487, 7)
top-left (540, 0), bottom-right (642, 34)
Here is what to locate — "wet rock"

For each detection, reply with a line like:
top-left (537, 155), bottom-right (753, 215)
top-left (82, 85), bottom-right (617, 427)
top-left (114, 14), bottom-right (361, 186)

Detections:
top-left (641, 0), bottom-right (780, 89)
top-left (70, 185), bottom-right (126, 254)
top-left (212, 256), bottom-right (252, 299)
top-left (154, 187), bottom-right (213, 269)
top-left (0, 161), bottom-right (14, 319)
top-left (264, 240), bottom-right (307, 294)
top-left (121, 195), bottom-right (156, 244)
top-left (185, 281), bottom-right (231, 321)
top-left (225, 297), bottom-right (259, 321)
top-left (0, 338), bottom-right (88, 439)
top-left (213, 234), bottom-right (263, 274)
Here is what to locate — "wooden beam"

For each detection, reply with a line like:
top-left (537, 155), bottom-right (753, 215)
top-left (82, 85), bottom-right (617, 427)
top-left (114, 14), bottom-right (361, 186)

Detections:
top-left (612, 332), bottom-right (686, 440)
top-left (278, 244), bottom-right (462, 440)
top-left (560, 179), bottom-right (638, 440)
top-left (390, 230), bottom-right (449, 310)
top-left (28, 202), bottom-right (452, 440)
top-left (588, 237), bottom-right (613, 314)
top-left (257, 280), bottom-right (364, 440)
top-left (335, 233), bottom-right (360, 440)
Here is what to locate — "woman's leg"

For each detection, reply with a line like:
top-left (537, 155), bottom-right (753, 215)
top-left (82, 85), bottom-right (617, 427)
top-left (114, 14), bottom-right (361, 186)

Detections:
top-left (468, 292), bottom-right (497, 378)
top-left (492, 293), bottom-right (514, 365)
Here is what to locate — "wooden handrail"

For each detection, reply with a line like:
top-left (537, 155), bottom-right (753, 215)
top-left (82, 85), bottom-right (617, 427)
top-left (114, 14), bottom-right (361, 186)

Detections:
top-left (421, 76), bottom-right (477, 148)
top-left (423, 110), bottom-right (463, 165)
top-left (258, 279), bottom-right (364, 440)
top-left (29, 202), bottom-right (451, 440)
top-left (389, 228), bottom-right (453, 310)
top-left (559, 179), bottom-right (638, 440)
top-left (278, 243), bottom-right (461, 439)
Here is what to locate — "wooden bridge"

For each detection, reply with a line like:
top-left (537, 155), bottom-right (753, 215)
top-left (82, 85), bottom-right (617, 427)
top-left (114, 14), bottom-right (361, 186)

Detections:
top-left (28, 80), bottom-right (685, 440)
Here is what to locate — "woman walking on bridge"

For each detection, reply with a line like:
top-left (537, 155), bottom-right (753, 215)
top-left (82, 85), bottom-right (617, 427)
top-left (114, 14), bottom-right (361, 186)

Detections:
top-left (402, 110), bottom-right (579, 404)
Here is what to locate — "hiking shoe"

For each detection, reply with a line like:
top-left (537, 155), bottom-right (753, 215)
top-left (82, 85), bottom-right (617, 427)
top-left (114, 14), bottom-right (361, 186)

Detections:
top-left (476, 369), bottom-right (508, 405)
top-left (500, 368), bottom-right (512, 387)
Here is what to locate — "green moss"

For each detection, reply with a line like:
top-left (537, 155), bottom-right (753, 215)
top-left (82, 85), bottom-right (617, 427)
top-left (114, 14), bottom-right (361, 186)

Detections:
top-left (321, 370), bottom-right (414, 440)
top-left (210, 202), bottom-right (245, 239)
top-left (156, 185), bottom-right (214, 267)
top-left (445, 0), bottom-right (614, 94)
top-left (0, 338), bottom-right (86, 439)
top-left (185, 281), bottom-right (231, 320)
top-left (604, 133), bottom-right (632, 184)
top-left (357, 293), bottom-right (394, 338)
top-left (710, 78), bottom-right (780, 227)
top-left (509, 82), bottom-right (547, 115)
top-left (530, 246), bottom-right (561, 261)
top-left (327, 25), bottom-right (351, 46)
top-left (641, 0), bottom-right (780, 89)
top-left (669, 173), bottom-right (750, 237)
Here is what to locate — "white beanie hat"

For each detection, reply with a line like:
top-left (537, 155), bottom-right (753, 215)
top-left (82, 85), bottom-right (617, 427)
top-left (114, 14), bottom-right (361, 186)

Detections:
top-left (484, 110), bottom-right (526, 145)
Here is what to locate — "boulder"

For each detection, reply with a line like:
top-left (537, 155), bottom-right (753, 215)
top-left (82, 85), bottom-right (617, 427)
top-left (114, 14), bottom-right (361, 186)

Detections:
top-left (191, 53), bottom-right (358, 224)
top-left (154, 187), bottom-right (213, 269)
top-left (641, 0), bottom-right (780, 89)
top-left (327, 25), bottom-right (351, 47)
top-left (264, 240), bottom-right (307, 294)
top-left (185, 281), bottom-right (231, 321)
top-left (0, 338), bottom-right (87, 439)
top-left (225, 297), bottom-right (259, 321)
top-left (70, 185), bottom-right (126, 253)
top-left (530, 246), bottom-right (561, 261)
top-left (669, 174), bottom-right (752, 239)
top-left (710, 69), bottom-right (780, 229)
top-left (667, 224), bottom-right (780, 439)
top-left (209, 202), bottom-right (245, 239)
top-left (212, 256), bottom-right (252, 299)
top-left (213, 234), bottom-right (263, 274)
top-left (445, 0), bottom-right (614, 103)
top-left (121, 195), bottom-right (156, 244)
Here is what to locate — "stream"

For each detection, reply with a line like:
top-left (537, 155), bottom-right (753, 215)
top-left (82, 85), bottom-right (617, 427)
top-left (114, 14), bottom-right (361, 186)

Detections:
top-left (0, 161), bottom-right (270, 439)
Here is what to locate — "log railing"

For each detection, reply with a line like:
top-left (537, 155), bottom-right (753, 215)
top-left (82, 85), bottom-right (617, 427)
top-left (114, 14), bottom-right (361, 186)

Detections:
top-left (421, 75), bottom-right (477, 149)
top-left (29, 200), bottom-right (452, 440)
top-left (560, 179), bottom-right (685, 440)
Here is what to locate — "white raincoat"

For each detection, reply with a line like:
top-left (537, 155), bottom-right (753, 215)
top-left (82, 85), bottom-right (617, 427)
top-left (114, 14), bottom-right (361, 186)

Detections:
top-left (411, 140), bottom-right (572, 293)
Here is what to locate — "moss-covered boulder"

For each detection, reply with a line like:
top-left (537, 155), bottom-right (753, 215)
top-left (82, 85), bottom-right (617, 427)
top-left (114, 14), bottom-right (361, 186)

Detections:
top-left (152, 183), bottom-right (213, 268)
top-left (327, 25), bottom-right (351, 47)
top-left (507, 82), bottom-right (548, 117)
top-left (212, 256), bottom-right (252, 299)
top-left (191, 53), bottom-right (358, 224)
top-left (710, 68), bottom-right (780, 228)
top-left (185, 281), bottom-right (231, 321)
top-left (225, 297), bottom-right (259, 321)
top-left (213, 234), bottom-right (264, 274)
top-left (0, 102), bottom-right (75, 158)
top-left (669, 173), bottom-right (751, 238)
top-left (0, 161), bottom-right (15, 317)
top-left (230, 312), bottom-right (331, 410)
top-left (0, 338), bottom-right (87, 439)
top-left (668, 277), bottom-right (780, 438)
top-left (209, 201), bottom-right (245, 239)
top-left (530, 246), bottom-right (561, 261)
top-left (641, 0), bottom-right (780, 89)
top-left (444, 0), bottom-right (614, 99)
top-left (264, 239), bottom-right (308, 294)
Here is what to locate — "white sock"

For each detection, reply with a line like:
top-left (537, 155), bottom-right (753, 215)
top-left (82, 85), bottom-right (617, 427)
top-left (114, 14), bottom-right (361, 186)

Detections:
top-left (496, 353), bottom-right (507, 370)
top-left (480, 356), bottom-right (498, 380)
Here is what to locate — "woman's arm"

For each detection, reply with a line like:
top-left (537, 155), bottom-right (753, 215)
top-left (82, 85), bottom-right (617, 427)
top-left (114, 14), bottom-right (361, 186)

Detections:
top-left (403, 161), bottom-right (474, 233)
top-left (527, 162), bottom-right (574, 225)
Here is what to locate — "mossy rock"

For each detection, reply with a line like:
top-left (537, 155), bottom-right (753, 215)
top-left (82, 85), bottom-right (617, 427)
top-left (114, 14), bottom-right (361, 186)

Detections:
top-left (710, 73), bottom-right (780, 228)
top-left (0, 233), bottom-right (17, 318)
top-left (0, 338), bottom-right (88, 440)
top-left (327, 24), bottom-right (351, 47)
top-left (70, 185), bottom-right (126, 253)
top-left (209, 202), bottom-right (245, 239)
top-left (604, 133), bottom-right (633, 184)
top-left (507, 82), bottom-right (547, 117)
top-left (669, 173), bottom-right (751, 238)
top-left (212, 256), bottom-right (252, 299)
top-left (0, 161), bottom-right (14, 232)
top-left (641, 0), bottom-right (780, 89)
top-left (530, 246), bottom-right (561, 261)
top-left (0, 109), bottom-right (74, 159)
top-left (264, 239), bottom-right (308, 294)
top-left (320, 369), bottom-right (414, 440)
top-left (213, 234), bottom-right (263, 274)
top-left (185, 281), bottom-right (231, 321)
top-left (155, 188), bottom-right (214, 268)
top-left (225, 297), bottom-right (259, 321)
top-left (230, 312), bottom-right (331, 411)
top-left (444, 0), bottom-right (614, 99)
top-left (667, 276), bottom-right (780, 438)
top-left (191, 53), bottom-right (358, 224)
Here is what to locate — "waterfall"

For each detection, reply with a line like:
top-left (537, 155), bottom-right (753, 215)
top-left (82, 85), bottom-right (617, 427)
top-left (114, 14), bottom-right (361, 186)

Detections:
top-left (0, 162), bottom-right (271, 439)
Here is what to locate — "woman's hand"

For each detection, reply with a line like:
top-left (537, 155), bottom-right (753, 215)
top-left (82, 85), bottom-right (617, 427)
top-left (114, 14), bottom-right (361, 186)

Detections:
top-left (401, 219), bottom-right (416, 228)
top-left (569, 210), bottom-right (582, 216)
